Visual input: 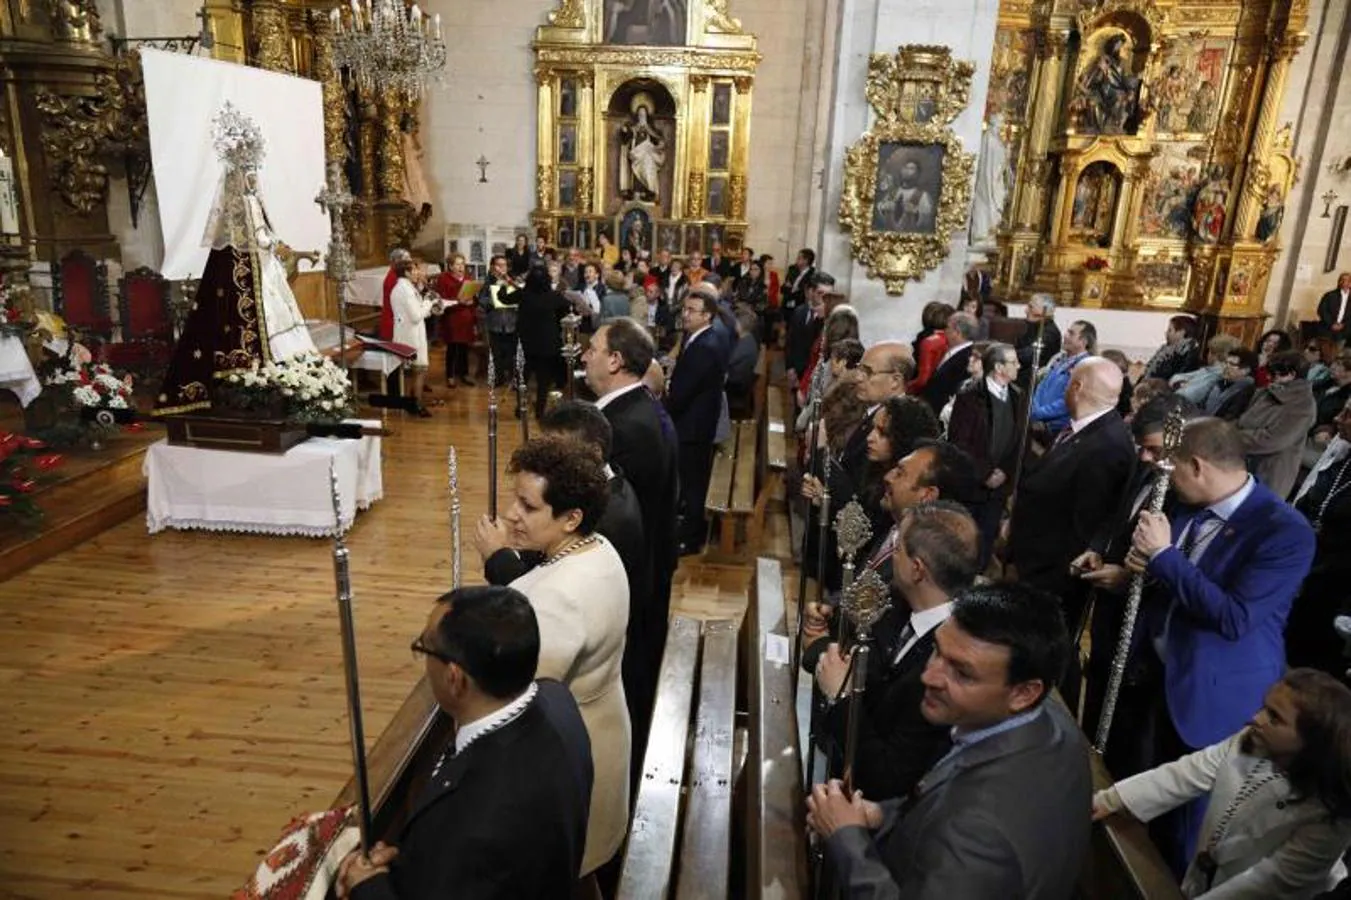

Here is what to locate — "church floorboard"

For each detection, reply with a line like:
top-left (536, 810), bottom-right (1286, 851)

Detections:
top-left (0, 366), bottom-right (769, 899)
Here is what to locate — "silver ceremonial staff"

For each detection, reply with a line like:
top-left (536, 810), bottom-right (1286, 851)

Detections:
top-left (328, 460), bottom-right (373, 851)
top-left (449, 446), bottom-right (462, 590)
top-left (1094, 407), bottom-right (1186, 753)
top-left (487, 350), bottom-right (499, 519)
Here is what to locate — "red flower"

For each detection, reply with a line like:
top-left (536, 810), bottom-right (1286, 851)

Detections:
top-left (35, 454), bottom-right (63, 471)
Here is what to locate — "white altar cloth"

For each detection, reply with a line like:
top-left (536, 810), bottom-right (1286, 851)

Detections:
top-left (144, 423), bottom-right (383, 537)
top-left (0, 333), bottom-right (40, 407)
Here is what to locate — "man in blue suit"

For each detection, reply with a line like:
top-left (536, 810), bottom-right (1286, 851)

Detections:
top-left (1128, 416), bottom-right (1315, 871)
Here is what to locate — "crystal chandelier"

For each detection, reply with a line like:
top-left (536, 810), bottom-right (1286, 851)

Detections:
top-left (330, 1), bottom-right (447, 102)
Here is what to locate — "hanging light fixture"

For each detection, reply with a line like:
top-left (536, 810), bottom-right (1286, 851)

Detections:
top-left (330, 1), bottom-right (446, 102)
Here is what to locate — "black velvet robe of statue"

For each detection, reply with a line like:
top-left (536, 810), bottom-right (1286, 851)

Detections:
top-left (155, 245), bottom-right (265, 416)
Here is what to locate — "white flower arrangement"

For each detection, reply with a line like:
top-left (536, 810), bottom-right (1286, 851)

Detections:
top-left (214, 350), bottom-right (353, 422)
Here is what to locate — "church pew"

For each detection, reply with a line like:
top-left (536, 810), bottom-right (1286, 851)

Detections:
top-left (618, 616), bottom-right (739, 898)
top-left (736, 556), bottom-right (811, 898)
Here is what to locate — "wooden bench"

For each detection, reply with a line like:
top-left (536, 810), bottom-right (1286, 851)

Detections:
top-left (705, 419), bottom-right (759, 556)
top-left (618, 615), bottom-right (739, 898)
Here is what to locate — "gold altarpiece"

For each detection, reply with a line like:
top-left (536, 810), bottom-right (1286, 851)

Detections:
top-left (985, 0), bottom-right (1308, 344)
top-left (532, 0), bottom-right (760, 256)
top-left (0, 0), bottom-right (425, 288)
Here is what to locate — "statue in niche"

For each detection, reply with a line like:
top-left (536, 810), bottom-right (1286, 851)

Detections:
top-left (1074, 33), bottom-right (1141, 135)
top-left (1255, 185), bottom-right (1285, 243)
top-left (1191, 167), bottom-right (1229, 244)
top-left (969, 115), bottom-right (1010, 250)
top-left (1070, 163), bottom-right (1118, 245)
top-left (619, 99), bottom-right (666, 203)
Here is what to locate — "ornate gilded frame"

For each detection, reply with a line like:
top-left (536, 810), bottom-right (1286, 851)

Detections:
top-left (839, 46), bottom-right (976, 294)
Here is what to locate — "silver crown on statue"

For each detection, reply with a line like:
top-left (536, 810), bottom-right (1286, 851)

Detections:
top-left (212, 101), bottom-right (266, 171)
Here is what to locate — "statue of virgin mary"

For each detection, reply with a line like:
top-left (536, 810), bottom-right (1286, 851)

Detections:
top-left (155, 103), bottom-right (317, 415)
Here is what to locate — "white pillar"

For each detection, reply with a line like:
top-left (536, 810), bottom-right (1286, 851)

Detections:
top-left (817, 0), bottom-right (1000, 344)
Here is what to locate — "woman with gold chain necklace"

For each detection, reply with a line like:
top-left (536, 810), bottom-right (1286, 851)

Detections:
top-left (502, 436), bottom-right (631, 888)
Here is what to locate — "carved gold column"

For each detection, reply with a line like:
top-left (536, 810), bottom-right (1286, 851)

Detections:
top-left (535, 68), bottom-right (555, 214)
top-left (728, 75), bottom-right (752, 221)
top-left (310, 9), bottom-right (346, 174)
top-left (685, 75), bottom-right (710, 219)
top-left (249, 0), bottom-right (295, 74)
top-left (577, 71), bottom-right (595, 215)
top-left (1232, 34), bottom-right (1304, 240)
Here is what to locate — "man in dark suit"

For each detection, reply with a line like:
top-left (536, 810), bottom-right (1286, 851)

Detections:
top-left (1008, 356), bottom-right (1136, 640)
top-left (811, 502), bottom-right (980, 801)
top-left (473, 402), bottom-right (655, 775)
top-left (784, 271), bottom-right (834, 406)
top-left (920, 311), bottom-right (978, 415)
top-left (782, 248), bottom-right (817, 316)
top-left (1317, 271), bottom-right (1351, 341)
top-left (808, 582), bottom-right (1091, 899)
top-left (583, 318), bottom-right (678, 714)
top-left (666, 286), bottom-right (730, 553)
top-left (947, 341), bottom-right (1023, 566)
top-left (1014, 293), bottom-right (1062, 386)
top-left (341, 585), bottom-right (591, 900)
top-left (1126, 416), bottom-right (1316, 868)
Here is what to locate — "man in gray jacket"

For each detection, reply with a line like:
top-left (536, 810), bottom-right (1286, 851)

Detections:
top-left (807, 582), bottom-right (1091, 899)
top-left (1237, 349), bottom-right (1317, 498)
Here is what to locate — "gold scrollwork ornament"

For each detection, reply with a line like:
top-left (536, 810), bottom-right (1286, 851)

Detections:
top-left (839, 46), bottom-right (976, 295)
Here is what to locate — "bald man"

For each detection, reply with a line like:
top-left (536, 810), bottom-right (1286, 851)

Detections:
top-left (1008, 356), bottom-right (1135, 648)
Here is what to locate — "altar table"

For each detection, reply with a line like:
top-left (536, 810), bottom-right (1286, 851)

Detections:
top-left (144, 421), bottom-right (383, 537)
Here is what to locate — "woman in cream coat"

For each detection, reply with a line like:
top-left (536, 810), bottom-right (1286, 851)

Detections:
top-left (1093, 669), bottom-right (1351, 898)
top-left (499, 435), bottom-right (631, 882)
top-left (390, 258), bottom-right (440, 417)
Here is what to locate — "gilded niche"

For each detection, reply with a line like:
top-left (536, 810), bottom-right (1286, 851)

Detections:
top-left (839, 46), bottom-right (976, 294)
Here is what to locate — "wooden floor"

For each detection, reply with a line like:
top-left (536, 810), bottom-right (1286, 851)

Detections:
top-left (0, 371), bottom-right (769, 899)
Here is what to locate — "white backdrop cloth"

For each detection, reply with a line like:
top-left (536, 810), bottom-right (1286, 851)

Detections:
top-left (143, 423), bottom-right (383, 537)
top-left (141, 49), bottom-right (329, 280)
top-left (0, 334), bottom-right (40, 407)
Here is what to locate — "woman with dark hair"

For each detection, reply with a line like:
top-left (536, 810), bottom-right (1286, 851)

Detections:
top-left (1144, 315), bottom-right (1202, 381)
top-left (506, 233), bottom-right (532, 278)
top-left (502, 435), bottom-right (631, 883)
top-left (515, 266), bottom-right (574, 419)
top-left (1094, 669), bottom-right (1351, 898)
top-left (1256, 329), bottom-right (1294, 387)
top-left (909, 302), bottom-right (955, 397)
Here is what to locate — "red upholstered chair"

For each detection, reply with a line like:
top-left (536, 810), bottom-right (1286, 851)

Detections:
top-left (51, 249), bottom-right (113, 342)
top-left (105, 266), bottom-right (174, 377)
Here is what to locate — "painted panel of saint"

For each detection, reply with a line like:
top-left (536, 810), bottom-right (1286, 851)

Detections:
top-left (871, 142), bottom-right (943, 235)
top-left (709, 131), bottom-right (729, 171)
top-left (707, 176), bottom-right (727, 217)
top-left (604, 0), bottom-right (687, 46)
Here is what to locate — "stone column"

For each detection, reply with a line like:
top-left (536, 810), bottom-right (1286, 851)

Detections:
top-left (818, 0), bottom-right (1001, 343)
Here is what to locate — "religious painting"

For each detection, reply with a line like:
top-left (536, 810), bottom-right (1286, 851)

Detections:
top-left (604, 0), bottom-right (687, 47)
top-left (683, 223), bottom-right (702, 254)
top-left (658, 223), bottom-right (680, 253)
top-left (557, 217), bottom-right (575, 249)
top-left (709, 131), bottom-right (729, 171)
top-left (576, 219), bottom-right (593, 251)
top-left (712, 84), bottom-right (732, 125)
top-left (870, 142), bottom-right (944, 235)
top-left (1068, 161), bottom-right (1120, 246)
top-left (1139, 144), bottom-right (1203, 239)
top-left (620, 207), bottom-right (652, 256)
top-left (1154, 39), bottom-right (1230, 134)
top-left (707, 176), bottom-right (727, 217)
top-left (985, 28), bottom-right (1033, 122)
top-left (1191, 167), bottom-right (1230, 245)
top-left (559, 124), bottom-right (577, 164)
top-left (560, 79), bottom-right (577, 118)
top-left (1070, 29), bottom-right (1144, 135)
top-left (558, 169), bottom-right (578, 208)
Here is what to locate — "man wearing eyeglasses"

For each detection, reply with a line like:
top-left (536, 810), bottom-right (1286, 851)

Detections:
top-left (336, 586), bottom-right (592, 900)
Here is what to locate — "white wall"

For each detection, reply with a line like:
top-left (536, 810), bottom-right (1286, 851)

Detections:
top-left (817, 0), bottom-right (1000, 345)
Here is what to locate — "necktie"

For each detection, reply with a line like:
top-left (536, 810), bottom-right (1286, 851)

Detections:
top-left (1180, 509), bottom-right (1217, 560)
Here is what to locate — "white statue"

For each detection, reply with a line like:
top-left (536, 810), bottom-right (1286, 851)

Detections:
top-left (969, 115), bottom-right (1010, 250)
top-left (619, 100), bottom-right (666, 203)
